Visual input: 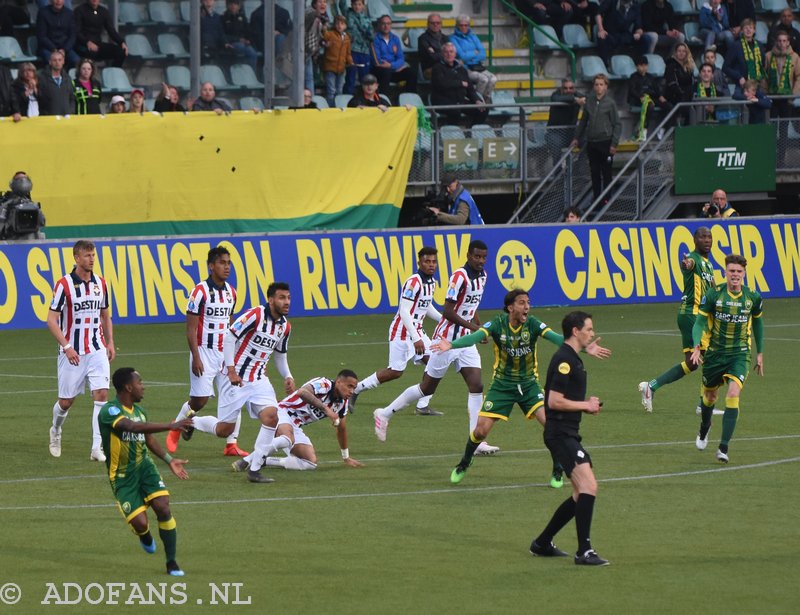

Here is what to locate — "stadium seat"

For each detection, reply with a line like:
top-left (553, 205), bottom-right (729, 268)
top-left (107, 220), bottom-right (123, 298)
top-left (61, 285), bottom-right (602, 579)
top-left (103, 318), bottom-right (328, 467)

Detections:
top-left (533, 25), bottom-right (562, 50)
top-left (119, 2), bottom-right (153, 26)
top-left (102, 67), bottom-right (134, 93)
top-left (312, 95), bottom-right (329, 108)
top-left (562, 24), bottom-right (595, 48)
top-left (334, 94), bottom-right (352, 108)
top-left (684, 22), bottom-right (703, 47)
top-left (166, 64), bottom-right (190, 90)
top-left (399, 92), bottom-right (426, 109)
top-left (611, 54), bottom-right (637, 79)
top-left (125, 34), bottom-right (166, 60)
top-left (470, 123), bottom-right (496, 148)
top-left (645, 53), bottom-right (666, 77)
top-left (158, 33), bottom-right (190, 59)
top-left (239, 96), bottom-right (265, 111)
top-left (179, 0), bottom-right (190, 22)
top-left (230, 63), bottom-right (264, 89)
top-left (404, 28), bottom-right (424, 53)
top-left (670, 0), bottom-right (695, 15)
top-left (580, 55), bottom-right (607, 79)
top-left (150, 1), bottom-right (185, 26)
top-left (488, 90), bottom-right (518, 118)
top-left (26, 35), bottom-right (36, 57)
top-left (755, 21), bottom-right (769, 45)
top-left (68, 67), bottom-right (76, 80)
top-left (200, 64), bottom-right (234, 90)
top-left (369, 0), bottom-right (406, 24)
top-left (0, 36), bottom-right (36, 62)
top-left (761, 0), bottom-right (789, 12)
top-left (145, 98), bottom-right (156, 111)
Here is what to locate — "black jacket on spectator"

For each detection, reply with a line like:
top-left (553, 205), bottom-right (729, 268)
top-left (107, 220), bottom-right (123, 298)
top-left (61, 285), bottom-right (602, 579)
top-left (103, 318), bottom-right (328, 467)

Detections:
top-left (249, 2), bottom-right (292, 52)
top-left (347, 90), bottom-right (388, 107)
top-left (431, 60), bottom-right (481, 106)
top-left (10, 80), bottom-right (32, 116)
top-left (192, 97), bottom-right (232, 112)
top-left (154, 98), bottom-right (186, 113)
top-left (664, 57), bottom-right (694, 104)
top-left (724, 0), bottom-right (754, 30)
top-left (547, 90), bottom-right (582, 127)
top-left (640, 0), bottom-right (680, 35)
top-left (0, 64), bottom-right (14, 116)
top-left (74, 3), bottom-right (124, 47)
top-left (38, 69), bottom-right (75, 115)
top-left (627, 71), bottom-right (664, 107)
top-left (201, 7), bottom-right (227, 51)
top-left (417, 30), bottom-right (449, 71)
top-left (223, 9), bottom-right (249, 42)
top-left (36, 5), bottom-right (76, 54)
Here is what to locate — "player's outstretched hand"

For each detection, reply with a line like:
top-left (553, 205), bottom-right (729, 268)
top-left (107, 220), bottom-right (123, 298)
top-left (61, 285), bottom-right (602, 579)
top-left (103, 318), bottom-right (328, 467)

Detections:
top-left (586, 337), bottom-right (611, 359)
top-left (169, 458), bottom-right (189, 480)
top-left (754, 353), bottom-right (764, 376)
top-left (343, 457), bottom-right (363, 468)
top-left (431, 339), bottom-right (452, 353)
top-left (681, 253), bottom-right (694, 270)
top-left (171, 418), bottom-right (194, 433)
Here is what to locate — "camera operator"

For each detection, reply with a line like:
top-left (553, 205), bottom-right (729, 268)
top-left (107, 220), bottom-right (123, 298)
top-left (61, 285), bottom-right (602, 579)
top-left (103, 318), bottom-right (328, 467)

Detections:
top-left (0, 171), bottom-right (46, 240)
top-left (426, 175), bottom-right (485, 225)
top-left (702, 188), bottom-right (738, 219)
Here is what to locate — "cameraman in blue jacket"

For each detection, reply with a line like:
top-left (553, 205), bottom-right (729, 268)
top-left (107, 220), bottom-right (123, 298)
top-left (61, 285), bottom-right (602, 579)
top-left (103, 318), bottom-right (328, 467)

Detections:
top-left (427, 175), bottom-right (485, 225)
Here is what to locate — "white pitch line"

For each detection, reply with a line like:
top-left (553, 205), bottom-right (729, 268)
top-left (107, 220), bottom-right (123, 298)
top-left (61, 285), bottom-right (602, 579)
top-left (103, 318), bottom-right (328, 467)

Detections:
top-left (0, 455), bottom-right (797, 513)
top-left (0, 381), bottom-right (184, 395)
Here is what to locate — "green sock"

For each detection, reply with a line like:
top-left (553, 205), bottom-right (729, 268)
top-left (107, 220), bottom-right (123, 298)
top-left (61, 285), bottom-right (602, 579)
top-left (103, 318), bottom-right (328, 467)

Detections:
top-left (458, 433), bottom-right (481, 468)
top-left (158, 517), bottom-right (178, 563)
top-left (720, 408), bottom-right (739, 448)
top-left (649, 363), bottom-right (689, 393)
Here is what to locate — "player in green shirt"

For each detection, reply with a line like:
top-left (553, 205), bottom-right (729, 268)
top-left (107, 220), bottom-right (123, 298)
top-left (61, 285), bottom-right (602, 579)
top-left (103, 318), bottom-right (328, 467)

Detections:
top-left (432, 290), bottom-right (610, 486)
top-left (98, 368), bottom-right (194, 576)
top-left (690, 254), bottom-right (764, 463)
top-left (639, 227), bottom-right (716, 413)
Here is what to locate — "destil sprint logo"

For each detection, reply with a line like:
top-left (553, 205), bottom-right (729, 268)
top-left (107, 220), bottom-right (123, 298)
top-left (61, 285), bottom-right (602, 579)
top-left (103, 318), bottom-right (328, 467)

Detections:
top-left (703, 146), bottom-right (747, 171)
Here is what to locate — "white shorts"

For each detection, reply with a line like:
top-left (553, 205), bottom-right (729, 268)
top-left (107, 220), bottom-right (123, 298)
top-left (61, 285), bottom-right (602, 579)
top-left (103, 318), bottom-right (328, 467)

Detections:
top-left (424, 345), bottom-right (481, 379)
top-left (276, 407), bottom-right (313, 448)
top-left (387, 332), bottom-right (432, 371)
top-left (188, 347), bottom-right (226, 398)
top-left (216, 376), bottom-right (278, 423)
top-left (57, 350), bottom-right (110, 399)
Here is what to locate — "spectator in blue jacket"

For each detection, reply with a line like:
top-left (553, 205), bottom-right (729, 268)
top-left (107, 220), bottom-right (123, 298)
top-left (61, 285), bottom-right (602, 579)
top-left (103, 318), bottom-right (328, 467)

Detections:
top-left (451, 15), bottom-right (497, 103)
top-left (699, 0), bottom-right (734, 53)
top-left (36, 0), bottom-right (79, 65)
top-left (371, 15), bottom-right (416, 99)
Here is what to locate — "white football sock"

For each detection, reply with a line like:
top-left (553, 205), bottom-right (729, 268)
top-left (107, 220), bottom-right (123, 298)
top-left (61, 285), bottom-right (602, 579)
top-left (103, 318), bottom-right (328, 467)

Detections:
top-left (193, 415), bottom-right (219, 435)
top-left (468, 393), bottom-right (483, 432)
top-left (354, 373), bottom-right (380, 394)
top-left (227, 412), bottom-right (242, 444)
top-left (264, 434), bottom-right (292, 458)
top-left (262, 456), bottom-right (283, 467)
top-left (282, 455), bottom-right (317, 471)
top-left (385, 384), bottom-right (423, 414)
top-left (175, 401), bottom-right (192, 422)
top-left (244, 426), bottom-right (275, 466)
top-left (416, 394), bottom-right (433, 409)
top-left (53, 402), bottom-right (68, 430)
top-left (91, 401), bottom-right (104, 450)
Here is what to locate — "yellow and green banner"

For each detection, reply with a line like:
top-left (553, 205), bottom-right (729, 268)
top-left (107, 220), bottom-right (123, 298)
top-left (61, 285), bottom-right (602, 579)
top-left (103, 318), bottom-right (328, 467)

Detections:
top-left (0, 108), bottom-right (418, 238)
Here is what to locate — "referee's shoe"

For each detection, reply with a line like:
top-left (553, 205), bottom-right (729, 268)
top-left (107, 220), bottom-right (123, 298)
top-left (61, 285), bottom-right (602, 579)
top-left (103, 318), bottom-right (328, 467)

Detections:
top-left (529, 540), bottom-right (568, 557)
top-left (575, 549), bottom-right (610, 566)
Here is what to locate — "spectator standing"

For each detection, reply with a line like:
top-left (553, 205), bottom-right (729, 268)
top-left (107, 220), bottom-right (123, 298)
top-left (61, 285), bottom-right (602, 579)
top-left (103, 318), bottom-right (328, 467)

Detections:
top-left (703, 47), bottom-right (729, 95)
top-left (732, 78), bottom-right (771, 124)
top-left (699, 0), bottom-right (734, 53)
top-left (250, 0), bottom-right (292, 54)
top-left (724, 18), bottom-right (764, 89)
top-left (371, 15), bottom-right (416, 99)
top-left (451, 15), bottom-right (497, 103)
top-left (430, 41), bottom-right (487, 124)
top-left (595, 0), bottom-right (647, 69)
top-left (641, 0), bottom-right (684, 54)
top-left (10, 63), bottom-right (39, 121)
top-left (74, 0), bottom-right (128, 67)
top-left (347, 72), bottom-right (388, 110)
top-left (628, 56), bottom-right (670, 141)
top-left (304, 0), bottom-right (328, 91)
top-left (345, 0), bottom-right (372, 94)
top-left (36, 0), bottom-right (79, 65)
top-left (695, 62), bottom-right (720, 122)
top-left (664, 41), bottom-right (695, 125)
top-left (570, 74), bottom-right (621, 203)
top-left (767, 9), bottom-right (800, 55)
top-left (547, 78), bottom-right (584, 165)
top-left (38, 49), bottom-right (75, 115)
top-left (418, 12), bottom-right (448, 80)
top-left (154, 82), bottom-right (185, 112)
top-left (763, 31), bottom-right (800, 164)
top-left (191, 81), bottom-right (232, 113)
top-left (723, 0), bottom-right (754, 35)
top-left (321, 15), bottom-right (353, 108)
top-left (72, 58), bottom-right (101, 114)
top-left (221, 0), bottom-right (258, 70)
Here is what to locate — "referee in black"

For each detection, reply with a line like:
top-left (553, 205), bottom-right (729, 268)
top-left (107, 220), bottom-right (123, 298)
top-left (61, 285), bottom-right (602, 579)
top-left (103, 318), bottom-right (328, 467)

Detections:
top-left (530, 311), bottom-right (610, 566)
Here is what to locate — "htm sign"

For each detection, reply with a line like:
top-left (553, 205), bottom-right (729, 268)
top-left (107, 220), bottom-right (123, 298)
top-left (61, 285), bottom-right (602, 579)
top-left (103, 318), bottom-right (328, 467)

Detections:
top-left (673, 125), bottom-right (775, 194)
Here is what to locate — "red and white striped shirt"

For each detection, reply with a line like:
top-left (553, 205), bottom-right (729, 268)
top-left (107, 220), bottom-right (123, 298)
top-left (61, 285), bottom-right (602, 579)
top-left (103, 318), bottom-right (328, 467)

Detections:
top-left (433, 266), bottom-right (487, 341)
top-left (388, 272), bottom-right (437, 341)
top-left (279, 377), bottom-right (349, 426)
top-left (49, 270), bottom-right (109, 355)
top-left (229, 306), bottom-right (291, 382)
top-left (187, 279), bottom-right (237, 351)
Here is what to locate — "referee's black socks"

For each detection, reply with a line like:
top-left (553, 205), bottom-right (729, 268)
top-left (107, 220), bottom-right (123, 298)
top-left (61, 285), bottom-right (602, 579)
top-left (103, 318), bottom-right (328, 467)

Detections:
top-left (575, 493), bottom-right (596, 556)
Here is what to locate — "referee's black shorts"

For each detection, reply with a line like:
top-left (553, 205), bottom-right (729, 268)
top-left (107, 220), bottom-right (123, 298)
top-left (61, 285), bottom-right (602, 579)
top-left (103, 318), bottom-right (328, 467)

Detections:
top-left (544, 433), bottom-right (592, 478)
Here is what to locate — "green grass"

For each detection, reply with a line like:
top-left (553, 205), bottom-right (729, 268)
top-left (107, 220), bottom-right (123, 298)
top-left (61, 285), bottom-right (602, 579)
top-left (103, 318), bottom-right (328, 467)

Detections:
top-left (1, 300), bottom-right (798, 614)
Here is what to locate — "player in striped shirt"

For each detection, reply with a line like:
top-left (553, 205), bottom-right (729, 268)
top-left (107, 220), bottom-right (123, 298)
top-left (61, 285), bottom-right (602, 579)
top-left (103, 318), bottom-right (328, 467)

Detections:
top-left (373, 240), bottom-right (499, 452)
top-left (166, 247), bottom-right (247, 457)
top-left (217, 282), bottom-right (295, 483)
top-left (434, 289), bottom-right (610, 485)
top-left (351, 246), bottom-right (443, 416)
top-left (639, 227), bottom-right (717, 413)
top-left (97, 367), bottom-right (193, 576)
top-left (691, 254), bottom-right (764, 463)
top-left (232, 370), bottom-right (362, 473)
top-left (46, 240), bottom-right (115, 462)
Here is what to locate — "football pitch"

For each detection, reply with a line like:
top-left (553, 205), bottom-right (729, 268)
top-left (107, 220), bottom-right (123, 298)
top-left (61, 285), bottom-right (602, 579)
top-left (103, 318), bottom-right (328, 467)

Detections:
top-left (1, 299), bottom-right (797, 614)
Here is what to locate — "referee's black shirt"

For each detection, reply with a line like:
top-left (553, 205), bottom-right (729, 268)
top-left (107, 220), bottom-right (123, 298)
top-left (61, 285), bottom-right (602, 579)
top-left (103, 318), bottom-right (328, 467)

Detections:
top-left (544, 343), bottom-right (587, 438)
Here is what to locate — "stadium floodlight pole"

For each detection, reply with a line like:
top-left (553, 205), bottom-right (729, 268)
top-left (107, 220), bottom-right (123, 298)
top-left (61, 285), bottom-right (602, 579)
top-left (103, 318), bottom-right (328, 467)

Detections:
top-left (190, 0), bottom-right (201, 102)
top-left (291, 0), bottom-right (304, 108)
top-left (263, 0), bottom-right (276, 108)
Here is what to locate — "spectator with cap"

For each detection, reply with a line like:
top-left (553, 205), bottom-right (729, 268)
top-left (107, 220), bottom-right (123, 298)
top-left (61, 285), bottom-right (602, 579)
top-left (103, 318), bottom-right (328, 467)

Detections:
top-left (74, 0), bottom-right (128, 67)
top-left (128, 88), bottom-right (145, 113)
top-left (347, 73), bottom-right (388, 110)
top-left (427, 175), bottom-right (484, 225)
top-left (108, 93), bottom-right (125, 112)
